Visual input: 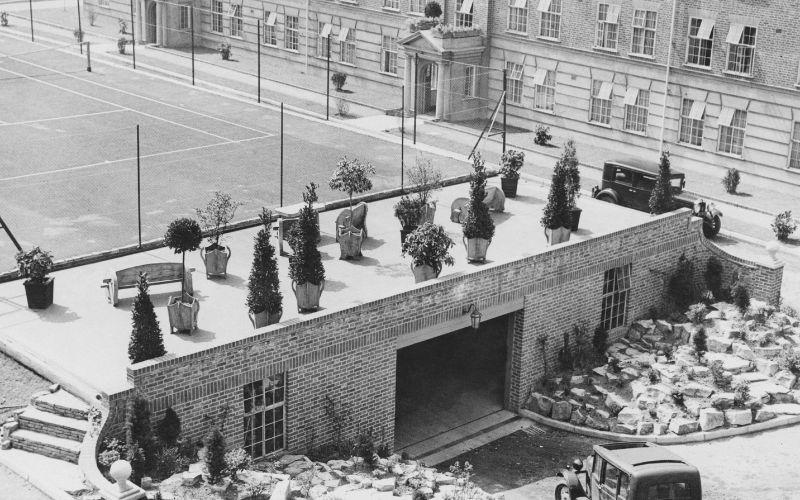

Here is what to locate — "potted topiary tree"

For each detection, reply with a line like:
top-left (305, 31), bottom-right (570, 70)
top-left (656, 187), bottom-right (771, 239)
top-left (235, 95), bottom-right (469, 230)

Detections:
top-left (649, 150), bottom-right (675, 215)
top-left (329, 156), bottom-right (375, 259)
top-left (164, 218), bottom-right (203, 333)
top-left (407, 156), bottom-right (443, 224)
top-left (401, 222), bottom-right (455, 283)
top-left (394, 195), bottom-right (426, 245)
top-left (15, 246), bottom-right (54, 309)
top-left (246, 209), bottom-right (283, 328)
top-left (462, 152), bottom-right (495, 262)
top-left (499, 149), bottom-right (524, 198)
top-left (288, 184), bottom-right (326, 312)
top-left (541, 158), bottom-right (571, 245)
top-left (560, 139), bottom-right (582, 231)
top-left (128, 273), bottom-right (166, 363)
top-left (331, 72), bottom-right (347, 91)
top-left (196, 191), bottom-right (243, 278)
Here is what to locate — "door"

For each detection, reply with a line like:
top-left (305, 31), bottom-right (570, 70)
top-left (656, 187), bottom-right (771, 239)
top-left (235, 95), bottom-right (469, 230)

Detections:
top-left (419, 63), bottom-right (437, 114)
top-left (146, 2), bottom-right (157, 43)
top-left (631, 172), bottom-right (657, 211)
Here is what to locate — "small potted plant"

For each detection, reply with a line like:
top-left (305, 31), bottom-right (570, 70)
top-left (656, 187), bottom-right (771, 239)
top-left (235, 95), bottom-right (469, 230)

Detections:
top-left (408, 156), bottom-right (443, 224)
top-left (15, 246), bottom-right (54, 309)
top-left (560, 139), bottom-right (581, 231)
top-left (394, 195), bottom-right (426, 245)
top-left (73, 28), bottom-right (84, 43)
top-left (331, 72), bottom-right (347, 91)
top-left (462, 152), bottom-right (495, 262)
top-left (329, 156), bottom-right (375, 259)
top-left (541, 158), bottom-right (571, 245)
top-left (164, 218), bottom-right (203, 333)
top-left (117, 37), bottom-right (128, 54)
top-left (196, 191), bottom-right (243, 278)
top-left (288, 184), bottom-right (325, 312)
top-left (246, 209), bottom-right (282, 328)
top-left (218, 43), bottom-right (232, 60)
top-left (772, 210), bottom-right (797, 242)
top-left (401, 222), bottom-right (455, 283)
top-left (499, 149), bottom-right (524, 198)
top-left (1, 11), bottom-right (9, 27)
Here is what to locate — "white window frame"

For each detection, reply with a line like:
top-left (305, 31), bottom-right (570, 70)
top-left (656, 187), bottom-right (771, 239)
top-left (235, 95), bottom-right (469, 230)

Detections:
top-left (340, 27), bottom-right (356, 65)
top-left (717, 108), bottom-right (747, 156)
top-left (789, 122), bottom-right (800, 170)
top-left (242, 374), bottom-right (286, 459)
top-left (98, 0), bottom-right (110, 7)
top-left (316, 22), bottom-right (331, 58)
top-left (285, 15), bottom-right (299, 51)
top-left (537, 0), bottom-right (561, 40)
top-left (623, 87), bottom-right (649, 134)
top-left (383, 0), bottom-right (399, 9)
top-left (463, 65), bottom-right (476, 97)
top-left (381, 35), bottom-right (398, 75)
top-left (506, 61), bottom-right (524, 104)
top-left (630, 9), bottom-right (657, 57)
top-left (178, 5), bottom-right (190, 30)
top-left (409, 0), bottom-right (425, 13)
top-left (601, 265), bottom-right (631, 331)
top-left (229, 3), bottom-right (242, 38)
top-left (595, 3), bottom-right (619, 51)
top-left (212, 0), bottom-right (223, 33)
top-left (455, 0), bottom-right (474, 29)
top-left (589, 80), bottom-right (612, 125)
top-left (685, 17), bottom-right (714, 67)
top-left (263, 11), bottom-right (277, 45)
top-left (678, 98), bottom-right (705, 147)
top-left (507, 0), bottom-right (528, 34)
top-left (533, 68), bottom-right (555, 112)
top-left (726, 25), bottom-right (757, 76)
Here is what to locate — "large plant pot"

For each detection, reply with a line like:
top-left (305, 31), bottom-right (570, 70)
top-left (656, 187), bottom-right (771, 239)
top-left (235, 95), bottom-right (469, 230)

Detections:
top-left (292, 280), bottom-right (324, 312)
top-left (249, 309), bottom-right (283, 329)
top-left (569, 207), bottom-right (583, 232)
top-left (463, 237), bottom-right (490, 263)
top-left (400, 225), bottom-right (418, 245)
top-left (23, 277), bottom-right (54, 309)
top-left (544, 226), bottom-right (572, 246)
top-left (201, 245), bottom-right (231, 278)
top-left (338, 227), bottom-right (363, 260)
top-left (500, 177), bottom-right (519, 198)
top-left (411, 264), bottom-right (439, 283)
top-left (167, 293), bottom-right (199, 334)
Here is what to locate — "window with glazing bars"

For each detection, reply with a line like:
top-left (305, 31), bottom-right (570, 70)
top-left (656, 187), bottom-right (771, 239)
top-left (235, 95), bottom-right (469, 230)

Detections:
top-left (601, 265), bottom-right (631, 330)
top-left (384, 0), bottom-right (399, 9)
top-left (589, 80), bottom-right (612, 125)
top-left (726, 25), bottom-right (756, 75)
top-left (506, 62), bottom-right (523, 103)
top-left (508, 0), bottom-right (528, 33)
top-left (263, 11), bottom-right (276, 45)
top-left (212, 0), bottom-right (223, 33)
top-left (790, 123), bottom-right (800, 169)
top-left (595, 3), bottom-right (619, 50)
top-left (538, 0), bottom-right (561, 39)
top-left (178, 5), bottom-right (190, 30)
top-left (533, 69), bottom-right (555, 111)
top-left (229, 4), bottom-right (242, 37)
top-left (316, 22), bottom-right (330, 57)
top-left (455, 0), bottom-right (473, 28)
top-left (285, 15), bottom-right (299, 51)
top-left (340, 27), bottom-right (356, 64)
top-left (242, 374), bottom-right (286, 458)
top-left (686, 17), bottom-right (713, 67)
top-left (623, 88), bottom-right (649, 133)
top-left (631, 9), bottom-right (656, 56)
top-left (463, 65), bottom-right (476, 96)
top-left (409, 0), bottom-right (424, 13)
top-left (382, 35), bottom-right (397, 74)
top-left (717, 109), bottom-right (747, 156)
top-left (679, 98), bottom-right (705, 146)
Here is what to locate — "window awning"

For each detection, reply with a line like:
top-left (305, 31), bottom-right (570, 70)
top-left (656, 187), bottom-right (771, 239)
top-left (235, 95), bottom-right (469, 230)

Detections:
top-left (459, 0), bottom-right (473, 14)
top-left (606, 4), bottom-right (620, 24)
top-left (226, 4), bottom-right (238, 16)
top-left (696, 18), bottom-right (714, 39)
top-left (718, 107), bottom-right (735, 127)
top-left (512, 0), bottom-right (527, 8)
top-left (339, 27), bottom-right (350, 41)
top-left (265, 12), bottom-right (276, 25)
top-left (623, 87), bottom-right (639, 106)
top-left (507, 62), bottom-right (523, 80)
top-left (320, 23), bottom-right (332, 37)
top-left (689, 101), bottom-right (706, 120)
top-left (598, 81), bottom-right (613, 100)
top-left (537, 0), bottom-right (552, 13)
top-left (532, 68), bottom-right (548, 86)
top-left (726, 23), bottom-right (744, 44)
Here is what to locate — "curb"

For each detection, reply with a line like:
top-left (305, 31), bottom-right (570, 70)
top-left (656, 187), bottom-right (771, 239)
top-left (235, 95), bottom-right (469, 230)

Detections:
top-left (518, 408), bottom-right (800, 444)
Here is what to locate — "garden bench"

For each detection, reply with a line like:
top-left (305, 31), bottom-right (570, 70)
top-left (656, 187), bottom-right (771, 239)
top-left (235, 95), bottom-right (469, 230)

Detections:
top-left (450, 187), bottom-right (506, 223)
top-left (335, 202), bottom-right (368, 242)
top-left (275, 202), bottom-right (322, 257)
top-left (101, 262), bottom-right (194, 306)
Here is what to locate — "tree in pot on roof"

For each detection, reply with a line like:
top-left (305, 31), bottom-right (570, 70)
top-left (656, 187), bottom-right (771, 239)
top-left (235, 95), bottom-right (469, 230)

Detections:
top-left (499, 149), bottom-right (524, 198)
top-left (329, 156), bottom-right (375, 259)
top-left (15, 246), bottom-right (54, 309)
top-left (196, 191), bottom-right (243, 279)
top-left (462, 152), bottom-right (495, 262)
top-left (541, 156), bottom-right (572, 245)
top-left (402, 222), bottom-right (455, 283)
top-left (164, 217), bottom-right (203, 333)
top-left (128, 273), bottom-right (166, 363)
top-left (394, 195), bottom-right (426, 246)
top-left (560, 139), bottom-right (582, 231)
top-left (246, 209), bottom-right (283, 328)
top-left (407, 156), bottom-right (443, 225)
top-left (288, 183), bottom-right (326, 312)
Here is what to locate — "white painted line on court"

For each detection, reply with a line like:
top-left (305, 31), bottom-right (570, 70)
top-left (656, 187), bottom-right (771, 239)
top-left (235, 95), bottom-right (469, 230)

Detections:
top-left (0, 134), bottom-right (274, 183)
top-left (0, 109), bottom-right (126, 127)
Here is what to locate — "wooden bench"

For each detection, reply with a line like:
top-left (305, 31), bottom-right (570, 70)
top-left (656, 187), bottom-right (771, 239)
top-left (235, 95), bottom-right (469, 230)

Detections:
top-left (335, 202), bottom-right (368, 242)
top-left (450, 186), bottom-right (506, 223)
top-left (274, 202), bottom-right (323, 257)
top-left (101, 263), bottom-right (194, 306)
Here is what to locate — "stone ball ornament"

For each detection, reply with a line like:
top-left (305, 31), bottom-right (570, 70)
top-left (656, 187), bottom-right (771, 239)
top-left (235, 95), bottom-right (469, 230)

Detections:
top-left (765, 240), bottom-right (780, 261)
top-left (109, 459), bottom-right (133, 492)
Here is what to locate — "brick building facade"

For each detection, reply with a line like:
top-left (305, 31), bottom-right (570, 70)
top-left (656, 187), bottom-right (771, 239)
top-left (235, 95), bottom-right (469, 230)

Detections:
top-left (102, 210), bottom-right (782, 458)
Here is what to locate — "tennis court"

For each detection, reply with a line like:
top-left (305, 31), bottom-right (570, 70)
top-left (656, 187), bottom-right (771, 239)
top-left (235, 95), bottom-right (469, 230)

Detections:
top-left (0, 34), bottom-right (470, 272)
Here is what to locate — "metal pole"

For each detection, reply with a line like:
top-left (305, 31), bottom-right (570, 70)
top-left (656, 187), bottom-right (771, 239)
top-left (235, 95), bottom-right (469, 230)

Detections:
top-left (502, 68), bottom-right (507, 154)
top-left (76, 0), bottom-right (83, 54)
top-left (401, 85), bottom-right (405, 191)
top-left (413, 53), bottom-right (418, 144)
top-left (658, 0), bottom-right (678, 154)
top-left (326, 36), bottom-right (330, 120)
top-left (136, 124), bottom-right (142, 248)
top-left (86, 41), bottom-right (91, 72)
top-left (190, 6), bottom-right (195, 85)
top-left (280, 103), bottom-right (284, 207)
top-left (0, 214), bottom-right (22, 252)
top-left (28, 0), bottom-right (34, 42)
top-left (257, 19), bottom-right (261, 103)
top-left (129, 0), bottom-right (136, 69)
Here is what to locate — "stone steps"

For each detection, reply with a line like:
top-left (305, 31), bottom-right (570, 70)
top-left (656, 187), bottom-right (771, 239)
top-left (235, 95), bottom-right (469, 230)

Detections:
top-left (9, 429), bottom-right (81, 464)
top-left (33, 390), bottom-right (90, 421)
top-left (17, 406), bottom-right (89, 442)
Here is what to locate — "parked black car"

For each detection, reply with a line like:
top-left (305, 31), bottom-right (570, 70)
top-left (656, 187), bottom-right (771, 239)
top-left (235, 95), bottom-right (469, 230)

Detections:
top-left (591, 158), bottom-right (722, 237)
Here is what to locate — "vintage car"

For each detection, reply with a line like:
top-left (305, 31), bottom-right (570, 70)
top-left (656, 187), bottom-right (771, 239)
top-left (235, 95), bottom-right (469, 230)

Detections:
top-left (555, 442), bottom-right (702, 500)
top-left (591, 158), bottom-right (722, 238)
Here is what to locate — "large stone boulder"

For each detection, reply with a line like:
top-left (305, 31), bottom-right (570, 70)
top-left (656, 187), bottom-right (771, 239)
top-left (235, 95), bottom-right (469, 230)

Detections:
top-left (755, 359), bottom-right (780, 376)
top-left (733, 343), bottom-right (756, 361)
top-left (754, 346), bottom-right (783, 359)
top-left (711, 392), bottom-right (735, 410)
top-left (527, 393), bottom-right (554, 417)
top-left (585, 414), bottom-right (610, 430)
top-left (570, 408), bottom-right (588, 426)
top-left (570, 387), bottom-right (587, 400)
top-left (655, 319), bottom-right (673, 335)
top-left (682, 382), bottom-right (714, 398)
top-left (605, 393), bottom-right (628, 414)
top-left (724, 409), bottom-right (753, 426)
top-left (373, 478), bottom-right (396, 492)
top-left (707, 336), bottom-right (733, 353)
top-left (722, 356), bottom-right (751, 374)
top-left (755, 408), bottom-right (777, 422)
top-left (749, 381), bottom-right (790, 403)
top-left (774, 370), bottom-right (797, 390)
top-left (551, 401), bottom-right (573, 421)
top-left (669, 418), bottom-right (700, 435)
top-left (612, 423), bottom-right (636, 435)
top-left (698, 408), bottom-right (724, 431)
top-left (637, 421), bottom-right (654, 435)
top-left (767, 403), bottom-right (800, 415)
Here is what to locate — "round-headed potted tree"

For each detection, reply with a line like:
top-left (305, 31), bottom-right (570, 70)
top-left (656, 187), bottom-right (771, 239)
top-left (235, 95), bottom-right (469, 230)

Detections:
top-left (401, 222), bottom-right (455, 283)
top-left (164, 218), bottom-right (203, 333)
top-left (246, 209), bottom-right (283, 328)
top-left (541, 158), bottom-right (572, 245)
top-left (560, 139), bottom-right (582, 231)
top-left (394, 195), bottom-right (426, 246)
top-left (462, 152), bottom-right (495, 262)
top-left (499, 149), bottom-right (524, 198)
top-left (288, 184), bottom-right (326, 312)
top-left (196, 191), bottom-right (243, 278)
top-left (408, 157), bottom-right (443, 224)
top-left (15, 246), bottom-right (54, 309)
top-left (329, 156), bottom-right (375, 259)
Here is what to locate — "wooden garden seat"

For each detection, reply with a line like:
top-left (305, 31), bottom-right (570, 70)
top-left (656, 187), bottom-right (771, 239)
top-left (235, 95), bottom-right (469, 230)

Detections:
top-left (450, 198), bottom-right (469, 223)
top-left (101, 262), bottom-right (194, 306)
top-left (450, 187), bottom-right (506, 224)
top-left (335, 202), bottom-right (368, 242)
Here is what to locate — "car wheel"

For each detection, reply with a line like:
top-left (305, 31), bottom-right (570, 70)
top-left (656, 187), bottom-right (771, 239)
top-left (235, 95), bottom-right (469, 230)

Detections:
top-left (702, 215), bottom-right (721, 237)
top-left (555, 482), bottom-right (573, 500)
top-left (597, 194), bottom-right (616, 204)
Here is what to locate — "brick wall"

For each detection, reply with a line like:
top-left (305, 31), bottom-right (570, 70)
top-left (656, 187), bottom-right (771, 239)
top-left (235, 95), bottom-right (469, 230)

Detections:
top-left (104, 210), bottom-right (781, 455)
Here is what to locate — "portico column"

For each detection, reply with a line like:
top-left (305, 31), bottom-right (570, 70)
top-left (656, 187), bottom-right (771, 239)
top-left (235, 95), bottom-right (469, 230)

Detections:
top-left (404, 54), bottom-right (414, 112)
top-left (160, 2), bottom-right (168, 45)
top-left (136, 0), bottom-right (145, 43)
top-left (155, 1), bottom-right (161, 45)
top-left (435, 61), bottom-right (446, 120)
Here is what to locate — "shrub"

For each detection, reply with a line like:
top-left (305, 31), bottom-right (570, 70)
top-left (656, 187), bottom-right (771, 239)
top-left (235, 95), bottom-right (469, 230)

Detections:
top-left (649, 151), bottom-right (674, 215)
top-left (733, 381), bottom-right (750, 408)
top-left (195, 191), bottom-right (243, 248)
top-left (205, 428), bottom-right (227, 484)
top-left (571, 321), bottom-right (591, 370)
top-left (607, 356), bottom-right (621, 374)
top-left (98, 438), bottom-right (126, 469)
top-left (247, 209), bottom-right (282, 316)
top-left (540, 154), bottom-right (571, 230)
top-left (401, 223), bottom-right (455, 275)
top-left (778, 347), bottom-right (800, 374)
top-left (126, 396), bottom-right (156, 484)
top-left (560, 139), bottom-right (581, 209)
top-left (671, 390), bottom-right (685, 407)
top-left (710, 360), bottom-right (731, 391)
top-left (646, 368), bottom-right (660, 384)
top-left (154, 447), bottom-right (188, 480)
top-left (732, 282), bottom-right (750, 315)
top-left (557, 331), bottom-right (574, 372)
top-left (534, 124), bottom-right (551, 146)
top-left (353, 428), bottom-right (378, 468)
top-left (394, 196), bottom-right (426, 228)
top-left (424, 1), bottom-right (442, 18)
top-left (722, 168), bottom-right (741, 194)
top-left (156, 407), bottom-right (181, 446)
top-left (329, 156), bottom-right (375, 214)
top-left (687, 303), bottom-right (707, 324)
top-left (499, 149), bottom-right (525, 180)
top-left (592, 325), bottom-right (608, 362)
top-left (117, 37), bottom-right (128, 54)
top-left (288, 184), bottom-right (325, 286)
top-left (668, 253), bottom-right (696, 311)
top-left (704, 256), bottom-right (724, 301)
top-left (128, 273), bottom-right (166, 363)
top-left (693, 327), bottom-right (708, 359)
top-left (331, 72), bottom-right (347, 90)
top-left (1, 11), bottom-right (8, 27)
top-left (771, 210), bottom-right (797, 241)
top-left (408, 156), bottom-right (443, 208)
top-left (780, 300), bottom-right (799, 320)
top-left (224, 448), bottom-right (252, 480)
top-left (15, 246), bottom-right (53, 282)
top-left (462, 152), bottom-right (495, 241)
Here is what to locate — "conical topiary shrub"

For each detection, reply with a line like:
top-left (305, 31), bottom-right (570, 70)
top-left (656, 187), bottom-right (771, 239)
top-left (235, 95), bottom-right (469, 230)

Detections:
top-left (649, 150), bottom-right (675, 215)
top-left (541, 155), bottom-right (571, 244)
top-left (462, 152), bottom-right (495, 262)
top-left (247, 209), bottom-right (283, 327)
top-left (288, 184), bottom-right (326, 311)
top-left (128, 273), bottom-right (166, 363)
